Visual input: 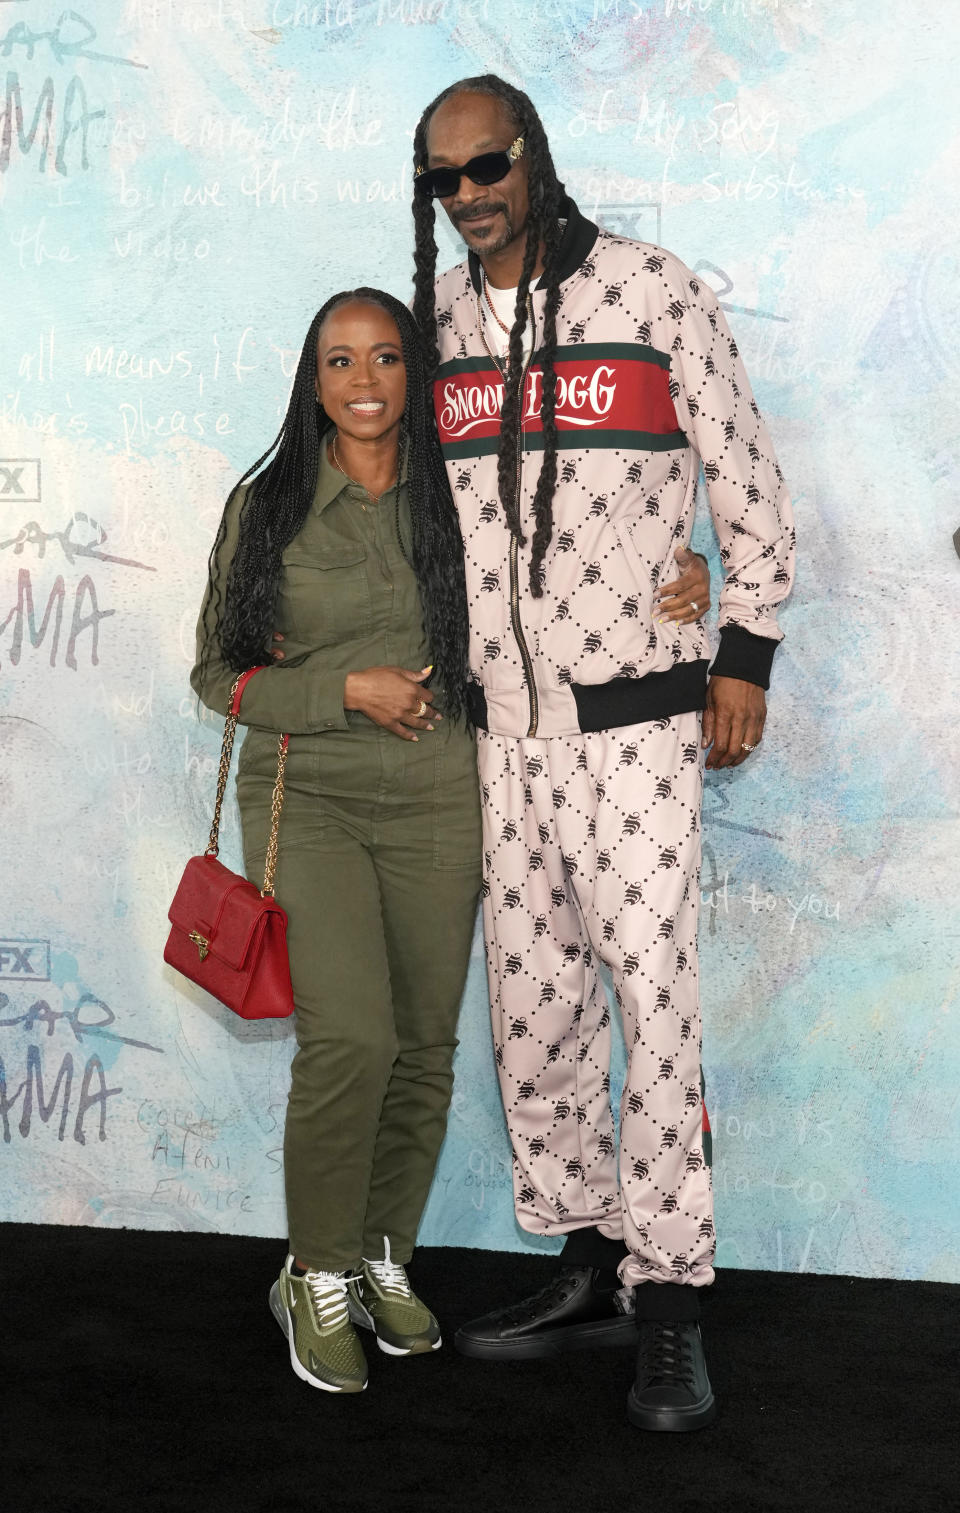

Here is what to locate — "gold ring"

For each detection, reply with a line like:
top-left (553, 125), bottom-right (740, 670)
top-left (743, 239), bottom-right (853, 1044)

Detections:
top-left (690, 601), bottom-right (699, 613)
top-left (416, 699), bottom-right (428, 718)
top-left (741, 741), bottom-right (757, 752)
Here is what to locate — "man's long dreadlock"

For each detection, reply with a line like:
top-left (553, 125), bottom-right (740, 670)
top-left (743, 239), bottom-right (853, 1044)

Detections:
top-left (199, 288), bottom-right (471, 721)
top-left (413, 76), bottom-right (565, 597)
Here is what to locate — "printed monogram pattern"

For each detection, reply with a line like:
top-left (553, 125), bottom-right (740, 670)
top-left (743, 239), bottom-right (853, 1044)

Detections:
top-left (434, 230), bottom-right (795, 737)
top-left (477, 716), bottom-right (715, 1288)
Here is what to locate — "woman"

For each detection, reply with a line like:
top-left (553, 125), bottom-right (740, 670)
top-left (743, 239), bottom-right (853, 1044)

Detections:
top-left (191, 288), bottom-right (712, 1397)
top-left (191, 289), bottom-right (482, 1395)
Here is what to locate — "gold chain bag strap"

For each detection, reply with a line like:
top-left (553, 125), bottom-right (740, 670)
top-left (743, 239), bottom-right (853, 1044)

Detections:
top-left (163, 668), bottom-right (295, 1018)
top-left (204, 673), bottom-right (289, 897)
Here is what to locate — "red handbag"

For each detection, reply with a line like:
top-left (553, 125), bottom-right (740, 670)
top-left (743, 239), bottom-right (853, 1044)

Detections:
top-left (164, 669), bottom-right (295, 1019)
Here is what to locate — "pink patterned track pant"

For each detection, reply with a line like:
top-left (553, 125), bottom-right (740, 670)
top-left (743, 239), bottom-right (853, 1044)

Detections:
top-left (477, 714), bottom-right (715, 1289)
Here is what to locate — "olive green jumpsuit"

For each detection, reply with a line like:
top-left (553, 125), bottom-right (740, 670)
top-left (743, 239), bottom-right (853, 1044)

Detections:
top-left (190, 442), bottom-right (482, 1271)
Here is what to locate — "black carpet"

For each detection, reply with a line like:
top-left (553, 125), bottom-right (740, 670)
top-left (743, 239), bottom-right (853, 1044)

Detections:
top-left (7, 1223), bottom-right (957, 1513)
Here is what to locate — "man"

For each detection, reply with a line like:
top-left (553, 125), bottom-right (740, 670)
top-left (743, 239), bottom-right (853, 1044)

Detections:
top-left (411, 76), bottom-right (795, 1431)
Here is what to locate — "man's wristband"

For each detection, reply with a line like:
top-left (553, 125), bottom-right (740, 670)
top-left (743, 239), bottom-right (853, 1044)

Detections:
top-left (709, 624), bottom-right (777, 690)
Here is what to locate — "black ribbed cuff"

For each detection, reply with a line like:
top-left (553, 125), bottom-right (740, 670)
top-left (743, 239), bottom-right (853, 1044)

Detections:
top-left (634, 1281), bottom-right (703, 1323)
top-left (710, 624), bottom-right (778, 690)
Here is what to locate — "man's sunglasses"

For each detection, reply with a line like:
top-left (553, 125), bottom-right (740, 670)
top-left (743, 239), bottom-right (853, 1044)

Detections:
top-left (414, 135), bottom-right (525, 200)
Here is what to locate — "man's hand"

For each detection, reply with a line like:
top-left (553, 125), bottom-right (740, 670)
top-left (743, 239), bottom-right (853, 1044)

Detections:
top-left (702, 675), bottom-right (766, 769)
top-left (343, 665), bottom-right (440, 741)
top-left (657, 546), bottom-right (711, 625)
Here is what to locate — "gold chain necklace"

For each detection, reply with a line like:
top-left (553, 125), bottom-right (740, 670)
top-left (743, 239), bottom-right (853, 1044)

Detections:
top-left (481, 268), bottom-right (514, 336)
top-left (331, 434), bottom-right (396, 509)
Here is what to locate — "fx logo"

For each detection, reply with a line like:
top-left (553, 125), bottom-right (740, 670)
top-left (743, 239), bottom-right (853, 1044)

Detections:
top-left (0, 459), bottom-right (41, 503)
top-left (0, 939), bottom-right (51, 981)
top-left (596, 203), bottom-right (663, 245)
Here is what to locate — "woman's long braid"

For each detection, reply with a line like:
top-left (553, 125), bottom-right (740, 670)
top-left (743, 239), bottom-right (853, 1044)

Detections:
top-left (199, 307), bottom-right (325, 685)
top-left (412, 74), bottom-right (566, 595)
top-left (201, 288), bottom-right (471, 722)
top-left (393, 414), bottom-right (410, 559)
top-left (380, 288), bottom-right (471, 719)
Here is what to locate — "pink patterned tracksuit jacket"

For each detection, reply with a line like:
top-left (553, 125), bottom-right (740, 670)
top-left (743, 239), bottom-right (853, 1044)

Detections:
top-left (433, 195), bottom-right (795, 1289)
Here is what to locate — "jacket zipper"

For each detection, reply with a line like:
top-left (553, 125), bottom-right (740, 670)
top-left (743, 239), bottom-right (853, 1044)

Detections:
top-left (509, 529), bottom-right (539, 737)
top-left (478, 290), bottom-right (540, 737)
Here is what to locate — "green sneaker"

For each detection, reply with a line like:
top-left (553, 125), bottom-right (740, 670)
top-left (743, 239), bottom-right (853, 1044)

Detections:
top-left (269, 1256), bottom-right (367, 1392)
top-left (347, 1239), bottom-right (442, 1357)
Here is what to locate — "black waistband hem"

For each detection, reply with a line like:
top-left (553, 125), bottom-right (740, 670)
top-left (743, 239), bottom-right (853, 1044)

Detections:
top-left (466, 661), bottom-right (709, 735)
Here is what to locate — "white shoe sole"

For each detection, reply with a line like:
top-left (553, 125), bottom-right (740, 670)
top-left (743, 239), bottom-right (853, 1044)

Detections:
top-left (348, 1292), bottom-right (442, 1356)
top-left (377, 1334), bottom-right (443, 1357)
top-left (269, 1281), bottom-right (367, 1392)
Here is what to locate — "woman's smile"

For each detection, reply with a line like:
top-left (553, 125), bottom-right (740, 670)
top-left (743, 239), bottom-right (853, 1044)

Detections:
top-left (345, 398), bottom-right (387, 416)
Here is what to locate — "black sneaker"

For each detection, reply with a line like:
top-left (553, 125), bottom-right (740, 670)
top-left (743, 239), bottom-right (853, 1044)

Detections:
top-left (454, 1265), bottom-right (637, 1360)
top-left (627, 1319), bottom-right (716, 1431)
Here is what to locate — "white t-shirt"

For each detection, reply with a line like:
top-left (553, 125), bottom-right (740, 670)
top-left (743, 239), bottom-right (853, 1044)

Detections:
top-left (481, 280), bottom-right (535, 361)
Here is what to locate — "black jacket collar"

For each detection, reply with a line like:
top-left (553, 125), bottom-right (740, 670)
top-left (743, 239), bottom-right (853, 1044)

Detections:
top-left (466, 190), bottom-right (600, 293)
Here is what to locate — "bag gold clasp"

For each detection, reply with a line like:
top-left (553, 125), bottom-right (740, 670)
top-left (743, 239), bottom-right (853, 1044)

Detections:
top-left (189, 931), bottom-right (210, 962)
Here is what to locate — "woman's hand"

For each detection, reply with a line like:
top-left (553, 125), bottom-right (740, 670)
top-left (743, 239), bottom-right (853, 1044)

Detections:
top-left (343, 665), bottom-right (440, 741)
top-left (657, 546), bottom-right (711, 625)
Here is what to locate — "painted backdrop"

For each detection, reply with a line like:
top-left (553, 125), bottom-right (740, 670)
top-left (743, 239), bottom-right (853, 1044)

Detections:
top-left (1, 0), bottom-right (958, 1283)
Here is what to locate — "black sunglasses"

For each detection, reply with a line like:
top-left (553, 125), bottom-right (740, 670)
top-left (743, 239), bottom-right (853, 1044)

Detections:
top-left (414, 135), bottom-right (525, 199)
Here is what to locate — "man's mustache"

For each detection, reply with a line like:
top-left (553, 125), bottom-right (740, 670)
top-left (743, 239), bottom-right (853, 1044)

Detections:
top-left (451, 201), bottom-right (509, 226)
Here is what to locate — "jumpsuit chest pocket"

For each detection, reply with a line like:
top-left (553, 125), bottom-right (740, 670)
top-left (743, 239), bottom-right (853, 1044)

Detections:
top-left (278, 542), bottom-right (372, 646)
